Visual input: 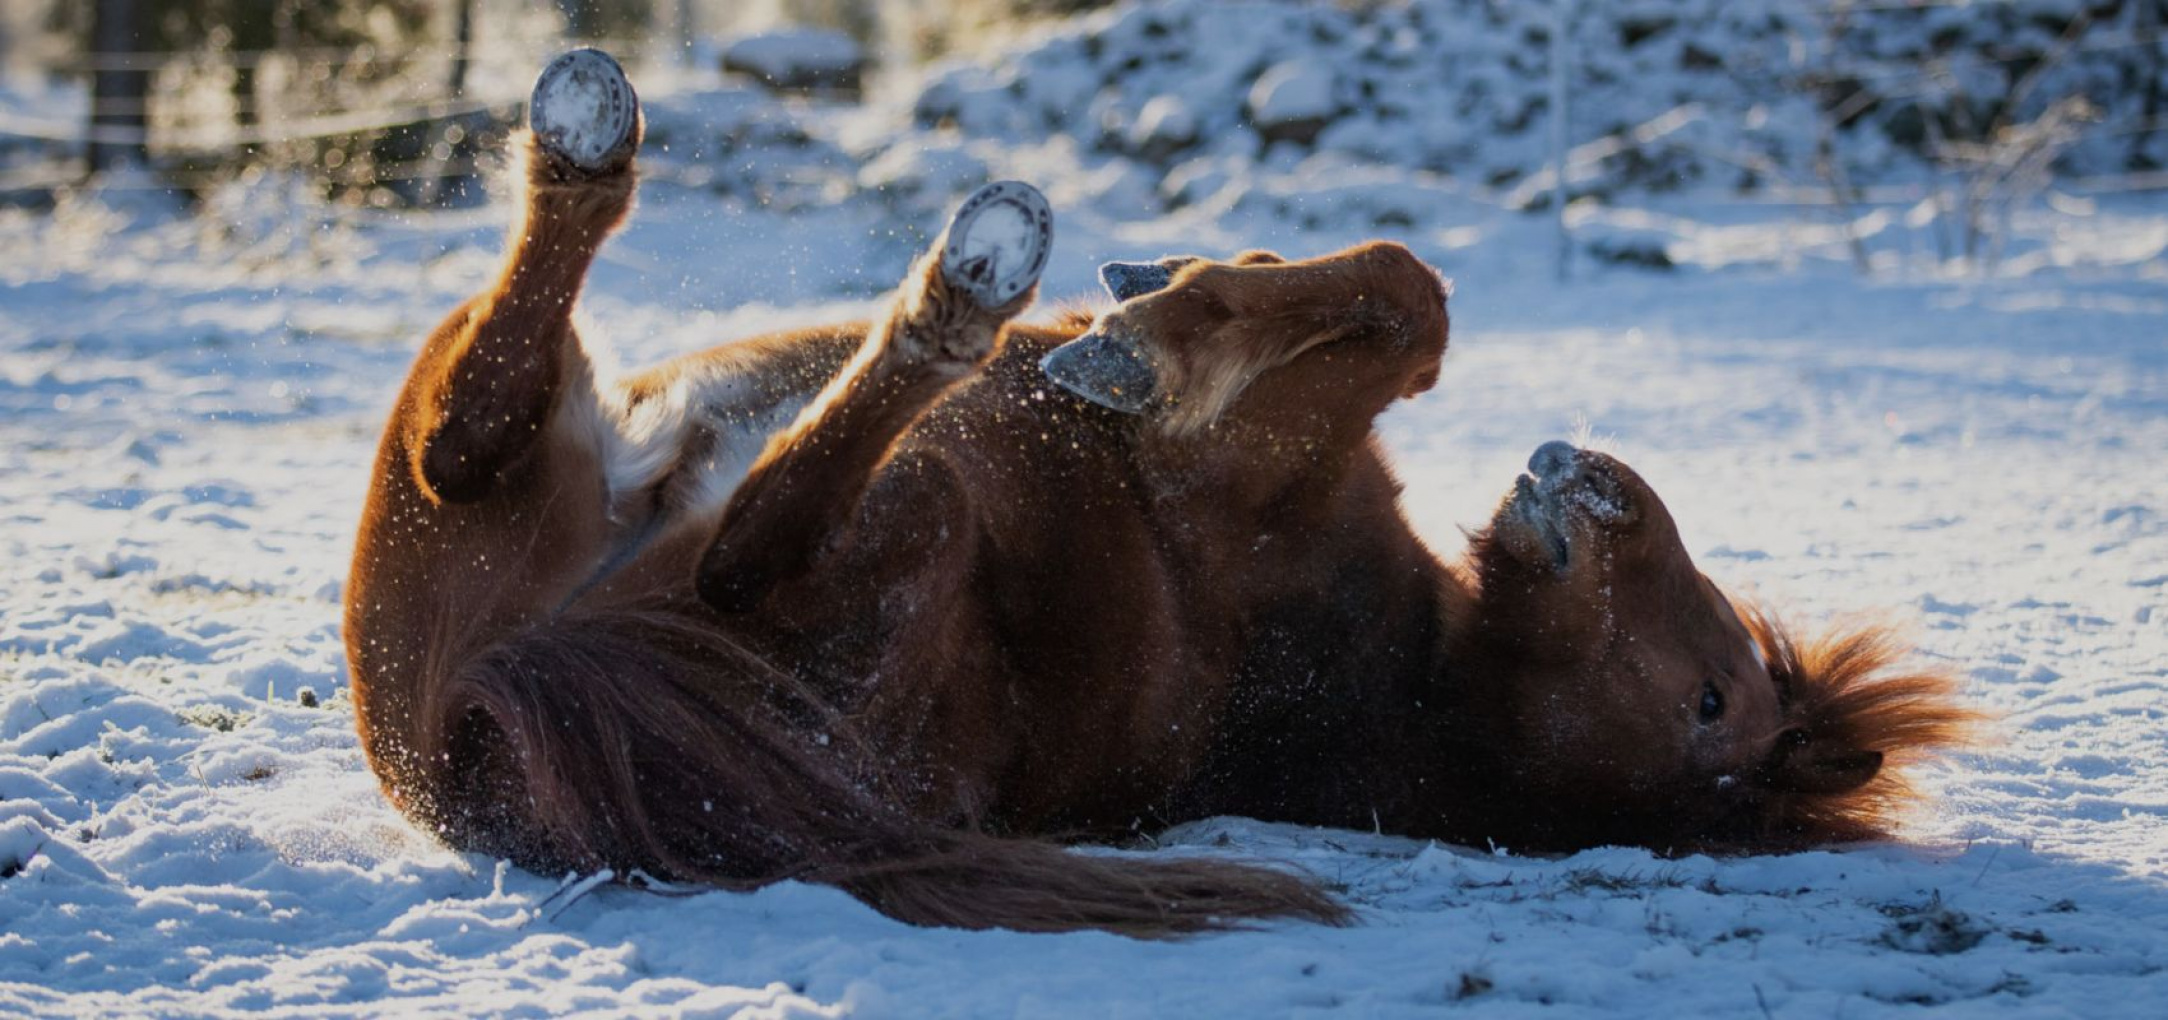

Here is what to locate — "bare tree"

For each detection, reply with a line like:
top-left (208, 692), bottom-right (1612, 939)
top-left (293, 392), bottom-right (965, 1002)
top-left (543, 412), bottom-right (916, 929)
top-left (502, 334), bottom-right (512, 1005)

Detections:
top-left (449, 0), bottom-right (475, 98)
top-left (2134, 0), bottom-right (2165, 170)
top-left (1801, 1), bottom-right (1875, 274)
top-left (1923, 10), bottom-right (2102, 272)
top-left (1932, 95), bottom-right (2098, 271)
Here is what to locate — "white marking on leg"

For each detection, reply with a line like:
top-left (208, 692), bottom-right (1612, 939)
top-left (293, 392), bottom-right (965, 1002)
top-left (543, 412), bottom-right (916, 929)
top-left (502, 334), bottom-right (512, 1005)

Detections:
top-left (577, 344), bottom-right (816, 522)
top-left (674, 370), bottom-right (814, 519)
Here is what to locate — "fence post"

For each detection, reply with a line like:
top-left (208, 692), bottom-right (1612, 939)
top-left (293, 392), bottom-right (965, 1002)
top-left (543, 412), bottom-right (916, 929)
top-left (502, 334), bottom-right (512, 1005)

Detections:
top-left (88, 0), bottom-right (150, 174)
top-left (2139, 0), bottom-right (2164, 169)
top-left (559, 0), bottom-right (599, 40)
top-left (1550, 0), bottom-right (1576, 281)
top-left (677, 0), bottom-right (697, 67)
top-left (451, 0), bottom-right (476, 98)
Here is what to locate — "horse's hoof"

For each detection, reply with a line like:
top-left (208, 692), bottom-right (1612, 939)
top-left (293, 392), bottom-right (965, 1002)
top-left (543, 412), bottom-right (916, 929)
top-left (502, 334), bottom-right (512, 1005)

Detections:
top-left (530, 48), bottom-right (640, 174)
top-left (1040, 328), bottom-right (1158, 414)
top-left (941, 181), bottom-right (1053, 309)
top-left (1099, 261), bottom-right (1177, 301)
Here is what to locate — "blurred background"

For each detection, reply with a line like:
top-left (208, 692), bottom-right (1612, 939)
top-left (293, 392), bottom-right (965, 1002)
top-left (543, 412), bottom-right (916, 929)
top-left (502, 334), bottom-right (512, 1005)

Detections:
top-left (0, 0), bottom-right (2163, 277)
top-left (0, 0), bottom-right (1087, 203)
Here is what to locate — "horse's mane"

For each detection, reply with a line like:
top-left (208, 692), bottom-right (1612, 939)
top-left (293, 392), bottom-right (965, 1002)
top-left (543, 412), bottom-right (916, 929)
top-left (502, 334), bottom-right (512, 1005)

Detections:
top-left (1046, 299), bottom-right (1102, 334)
top-left (1736, 603), bottom-right (1977, 845)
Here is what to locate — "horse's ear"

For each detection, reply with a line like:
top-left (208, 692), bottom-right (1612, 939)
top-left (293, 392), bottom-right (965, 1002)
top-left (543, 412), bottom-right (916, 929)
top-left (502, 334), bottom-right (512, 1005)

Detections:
top-left (1760, 727), bottom-right (1884, 796)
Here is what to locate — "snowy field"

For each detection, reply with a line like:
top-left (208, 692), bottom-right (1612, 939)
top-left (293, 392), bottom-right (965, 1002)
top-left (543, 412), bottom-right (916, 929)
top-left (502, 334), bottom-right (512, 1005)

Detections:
top-left (6, 56), bottom-right (2168, 1020)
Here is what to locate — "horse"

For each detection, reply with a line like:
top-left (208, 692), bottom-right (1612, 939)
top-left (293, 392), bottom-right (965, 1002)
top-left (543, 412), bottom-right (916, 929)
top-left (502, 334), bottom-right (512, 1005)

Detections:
top-left (344, 50), bottom-right (1969, 936)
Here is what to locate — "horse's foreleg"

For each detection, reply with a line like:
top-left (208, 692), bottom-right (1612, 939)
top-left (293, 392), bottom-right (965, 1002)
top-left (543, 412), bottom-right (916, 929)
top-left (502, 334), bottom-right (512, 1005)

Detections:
top-left (400, 50), bottom-right (641, 504)
top-left (695, 181), bottom-right (1053, 613)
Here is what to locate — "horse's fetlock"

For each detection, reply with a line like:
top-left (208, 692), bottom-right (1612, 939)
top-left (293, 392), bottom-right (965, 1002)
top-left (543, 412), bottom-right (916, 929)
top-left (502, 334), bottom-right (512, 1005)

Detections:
top-left (886, 294), bottom-right (1001, 373)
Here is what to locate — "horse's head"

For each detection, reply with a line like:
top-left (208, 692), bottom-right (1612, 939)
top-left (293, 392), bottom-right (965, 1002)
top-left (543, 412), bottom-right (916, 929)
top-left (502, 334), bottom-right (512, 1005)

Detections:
top-left (1462, 442), bottom-right (1971, 850)
top-left (1041, 243), bottom-right (1448, 437)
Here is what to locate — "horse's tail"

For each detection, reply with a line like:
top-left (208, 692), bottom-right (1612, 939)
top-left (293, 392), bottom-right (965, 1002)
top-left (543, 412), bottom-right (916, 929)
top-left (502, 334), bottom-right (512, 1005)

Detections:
top-left (401, 600), bottom-right (1347, 936)
top-left (817, 830), bottom-right (1349, 937)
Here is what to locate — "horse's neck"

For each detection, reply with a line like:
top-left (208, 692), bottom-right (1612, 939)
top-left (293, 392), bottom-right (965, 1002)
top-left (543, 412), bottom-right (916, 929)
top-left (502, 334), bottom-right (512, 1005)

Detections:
top-left (1393, 556), bottom-right (1580, 835)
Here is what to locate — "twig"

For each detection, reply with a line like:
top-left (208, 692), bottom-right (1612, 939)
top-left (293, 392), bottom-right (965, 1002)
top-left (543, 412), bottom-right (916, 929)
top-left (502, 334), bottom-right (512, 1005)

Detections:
top-left (540, 867), bottom-right (616, 925)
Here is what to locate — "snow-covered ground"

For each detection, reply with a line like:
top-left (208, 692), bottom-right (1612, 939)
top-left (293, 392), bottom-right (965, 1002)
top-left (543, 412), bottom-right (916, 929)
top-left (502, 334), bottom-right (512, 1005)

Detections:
top-left (6, 47), bottom-right (2168, 1020)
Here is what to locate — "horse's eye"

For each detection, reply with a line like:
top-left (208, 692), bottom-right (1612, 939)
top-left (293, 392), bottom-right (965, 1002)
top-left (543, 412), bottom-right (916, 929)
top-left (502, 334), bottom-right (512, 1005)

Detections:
top-left (1698, 680), bottom-right (1726, 723)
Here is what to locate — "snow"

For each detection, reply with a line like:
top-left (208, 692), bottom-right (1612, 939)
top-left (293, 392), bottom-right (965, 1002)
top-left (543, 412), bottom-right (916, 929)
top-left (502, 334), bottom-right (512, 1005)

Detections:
top-left (4, 8), bottom-right (2168, 1017)
top-left (897, 0), bottom-right (2168, 203)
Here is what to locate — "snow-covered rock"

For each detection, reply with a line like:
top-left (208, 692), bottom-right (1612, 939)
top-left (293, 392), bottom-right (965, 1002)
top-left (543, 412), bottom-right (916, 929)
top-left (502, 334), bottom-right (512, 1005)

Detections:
top-left (1245, 61), bottom-right (1338, 147)
top-left (858, 138), bottom-right (990, 223)
top-left (721, 27), bottom-right (868, 97)
top-left (887, 0), bottom-right (2168, 206)
top-left (1126, 94), bottom-right (1199, 162)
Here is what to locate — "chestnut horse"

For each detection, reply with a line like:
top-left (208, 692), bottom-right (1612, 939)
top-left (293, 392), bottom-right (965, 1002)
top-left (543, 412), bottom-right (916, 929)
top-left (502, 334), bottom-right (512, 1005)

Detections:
top-left (345, 52), bottom-right (1967, 936)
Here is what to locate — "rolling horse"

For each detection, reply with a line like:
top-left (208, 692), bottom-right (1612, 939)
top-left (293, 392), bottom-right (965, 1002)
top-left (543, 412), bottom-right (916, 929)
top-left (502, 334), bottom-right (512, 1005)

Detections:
top-left (344, 50), bottom-right (1969, 935)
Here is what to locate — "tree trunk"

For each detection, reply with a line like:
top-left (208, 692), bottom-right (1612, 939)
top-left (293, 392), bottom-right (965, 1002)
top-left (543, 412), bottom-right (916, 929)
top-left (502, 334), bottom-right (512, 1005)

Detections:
top-left (88, 0), bottom-right (151, 174)
top-left (2138, 0), bottom-right (2165, 170)
top-left (677, 0), bottom-right (696, 66)
top-left (559, 0), bottom-right (599, 40)
top-left (450, 0), bottom-right (476, 98)
top-left (232, 65), bottom-right (257, 129)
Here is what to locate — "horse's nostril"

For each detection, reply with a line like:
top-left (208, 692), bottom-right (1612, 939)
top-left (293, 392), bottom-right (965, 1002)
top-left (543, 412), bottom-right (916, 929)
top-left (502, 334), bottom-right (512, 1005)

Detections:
top-left (1529, 441), bottom-right (1579, 481)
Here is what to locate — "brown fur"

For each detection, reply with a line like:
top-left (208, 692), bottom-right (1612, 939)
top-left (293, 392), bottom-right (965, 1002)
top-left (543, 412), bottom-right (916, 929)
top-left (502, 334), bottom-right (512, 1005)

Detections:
top-left (347, 133), bottom-right (1385, 935)
top-left (346, 130), bottom-right (1969, 937)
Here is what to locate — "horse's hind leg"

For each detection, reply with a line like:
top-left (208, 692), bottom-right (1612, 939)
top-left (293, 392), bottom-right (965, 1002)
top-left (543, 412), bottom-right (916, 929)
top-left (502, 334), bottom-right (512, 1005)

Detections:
top-left (400, 48), bottom-right (642, 505)
top-left (347, 49), bottom-right (646, 813)
top-left (695, 181), bottom-right (1054, 613)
